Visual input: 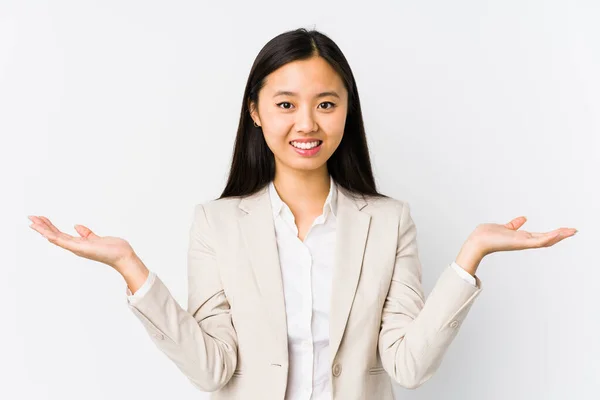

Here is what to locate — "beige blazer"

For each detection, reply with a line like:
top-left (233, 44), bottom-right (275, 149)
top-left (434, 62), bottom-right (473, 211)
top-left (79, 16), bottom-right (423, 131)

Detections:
top-left (127, 184), bottom-right (483, 399)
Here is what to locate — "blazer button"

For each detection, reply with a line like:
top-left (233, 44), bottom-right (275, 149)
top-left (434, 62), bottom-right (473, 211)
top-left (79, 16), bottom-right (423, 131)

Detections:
top-left (450, 320), bottom-right (459, 328)
top-left (152, 333), bottom-right (165, 340)
top-left (332, 363), bottom-right (342, 377)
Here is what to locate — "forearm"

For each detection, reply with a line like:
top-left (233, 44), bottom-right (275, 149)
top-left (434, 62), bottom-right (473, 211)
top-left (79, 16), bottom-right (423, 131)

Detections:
top-left (127, 273), bottom-right (238, 392)
top-left (379, 266), bottom-right (483, 389)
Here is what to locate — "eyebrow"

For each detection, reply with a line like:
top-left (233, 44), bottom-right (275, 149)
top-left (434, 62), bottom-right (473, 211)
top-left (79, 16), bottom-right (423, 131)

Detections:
top-left (272, 90), bottom-right (341, 99)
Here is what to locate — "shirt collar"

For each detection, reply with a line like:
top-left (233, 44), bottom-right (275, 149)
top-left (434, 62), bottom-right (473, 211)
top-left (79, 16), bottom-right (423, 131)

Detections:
top-left (268, 175), bottom-right (338, 219)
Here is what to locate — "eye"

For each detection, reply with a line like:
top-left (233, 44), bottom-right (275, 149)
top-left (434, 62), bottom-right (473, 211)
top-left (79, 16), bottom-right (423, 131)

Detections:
top-left (318, 101), bottom-right (336, 110)
top-left (276, 102), bottom-right (293, 109)
top-left (276, 101), bottom-right (336, 110)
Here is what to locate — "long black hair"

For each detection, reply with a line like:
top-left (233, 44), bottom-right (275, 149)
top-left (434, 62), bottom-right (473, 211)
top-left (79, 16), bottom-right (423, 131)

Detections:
top-left (219, 27), bottom-right (385, 200)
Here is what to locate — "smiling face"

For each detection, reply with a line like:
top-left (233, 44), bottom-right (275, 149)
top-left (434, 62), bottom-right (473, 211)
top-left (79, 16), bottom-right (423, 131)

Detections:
top-left (249, 56), bottom-right (349, 176)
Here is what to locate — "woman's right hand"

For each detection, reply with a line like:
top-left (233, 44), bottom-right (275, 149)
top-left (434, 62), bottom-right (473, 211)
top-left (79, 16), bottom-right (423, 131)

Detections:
top-left (28, 215), bottom-right (136, 274)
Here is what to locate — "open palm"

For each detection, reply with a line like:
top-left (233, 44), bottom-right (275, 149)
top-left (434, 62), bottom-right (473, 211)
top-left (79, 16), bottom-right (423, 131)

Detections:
top-left (28, 215), bottom-right (134, 270)
top-left (472, 216), bottom-right (577, 256)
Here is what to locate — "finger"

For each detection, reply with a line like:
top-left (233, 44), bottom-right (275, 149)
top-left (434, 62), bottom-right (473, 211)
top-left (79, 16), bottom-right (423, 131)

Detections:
top-left (505, 216), bottom-right (527, 230)
top-left (37, 216), bottom-right (61, 234)
top-left (529, 228), bottom-right (577, 239)
top-left (548, 229), bottom-right (577, 245)
top-left (533, 230), bottom-right (576, 248)
top-left (29, 220), bottom-right (51, 237)
top-left (30, 215), bottom-right (74, 239)
top-left (542, 231), bottom-right (563, 247)
top-left (32, 216), bottom-right (98, 240)
top-left (30, 222), bottom-right (83, 252)
top-left (28, 215), bottom-right (65, 237)
top-left (46, 233), bottom-right (80, 251)
top-left (514, 230), bottom-right (558, 248)
top-left (543, 233), bottom-right (569, 248)
top-left (28, 216), bottom-right (49, 230)
top-left (528, 229), bottom-right (560, 238)
top-left (527, 234), bottom-right (558, 249)
top-left (74, 224), bottom-right (98, 239)
top-left (29, 220), bottom-right (76, 241)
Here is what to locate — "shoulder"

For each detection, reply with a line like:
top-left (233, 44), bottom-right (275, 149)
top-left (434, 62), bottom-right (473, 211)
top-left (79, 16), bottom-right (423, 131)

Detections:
top-left (362, 193), bottom-right (410, 218)
top-left (191, 196), bottom-right (244, 225)
top-left (361, 195), bottom-right (418, 239)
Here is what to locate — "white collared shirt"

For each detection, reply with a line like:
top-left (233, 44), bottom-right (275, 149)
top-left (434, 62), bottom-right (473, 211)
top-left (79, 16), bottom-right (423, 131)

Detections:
top-left (268, 176), bottom-right (338, 400)
top-left (126, 178), bottom-right (476, 399)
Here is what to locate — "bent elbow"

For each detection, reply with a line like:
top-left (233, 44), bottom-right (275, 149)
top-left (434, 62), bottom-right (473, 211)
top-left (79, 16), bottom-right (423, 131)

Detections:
top-left (387, 347), bottom-right (441, 390)
top-left (387, 365), bottom-right (436, 390)
top-left (183, 352), bottom-right (237, 393)
top-left (397, 372), bottom-right (433, 390)
top-left (187, 372), bottom-right (232, 393)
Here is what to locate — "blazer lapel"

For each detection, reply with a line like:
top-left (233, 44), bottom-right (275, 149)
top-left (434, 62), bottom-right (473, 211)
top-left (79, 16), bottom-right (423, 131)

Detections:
top-left (237, 184), bottom-right (371, 367)
top-left (329, 188), bottom-right (371, 366)
top-left (238, 187), bottom-right (289, 360)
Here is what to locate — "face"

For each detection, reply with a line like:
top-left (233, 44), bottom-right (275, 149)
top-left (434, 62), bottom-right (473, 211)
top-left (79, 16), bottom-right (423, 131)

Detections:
top-left (249, 56), bottom-right (348, 176)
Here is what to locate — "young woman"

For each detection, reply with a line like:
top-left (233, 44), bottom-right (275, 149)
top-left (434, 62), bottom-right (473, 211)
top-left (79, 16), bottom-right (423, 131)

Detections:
top-left (28, 28), bottom-right (577, 400)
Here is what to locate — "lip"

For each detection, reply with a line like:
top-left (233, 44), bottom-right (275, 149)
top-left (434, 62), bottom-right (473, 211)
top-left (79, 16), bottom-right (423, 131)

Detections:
top-left (289, 138), bottom-right (322, 144)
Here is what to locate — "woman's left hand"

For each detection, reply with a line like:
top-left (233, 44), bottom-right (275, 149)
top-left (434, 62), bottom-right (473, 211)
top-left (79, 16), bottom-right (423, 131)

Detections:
top-left (471, 216), bottom-right (577, 256)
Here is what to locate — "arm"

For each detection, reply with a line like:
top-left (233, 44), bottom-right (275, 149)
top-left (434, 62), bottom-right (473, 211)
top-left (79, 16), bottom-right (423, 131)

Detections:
top-left (124, 204), bottom-right (238, 392)
top-left (377, 202), bottom-right (483, 389)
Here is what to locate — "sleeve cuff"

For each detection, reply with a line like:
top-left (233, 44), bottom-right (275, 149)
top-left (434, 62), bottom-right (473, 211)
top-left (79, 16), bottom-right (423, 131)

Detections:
top-left (126, 270), bottom-right (156, 304)
top-left (450, 261), bottom-right (477, 287)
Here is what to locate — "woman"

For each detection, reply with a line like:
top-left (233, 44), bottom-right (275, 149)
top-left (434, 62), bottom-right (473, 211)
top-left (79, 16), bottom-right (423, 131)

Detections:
top-left (28, 28), bottom-right (577, 399)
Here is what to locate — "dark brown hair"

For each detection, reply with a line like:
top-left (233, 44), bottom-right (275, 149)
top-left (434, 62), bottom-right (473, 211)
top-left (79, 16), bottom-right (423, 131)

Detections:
top-left (219, 28), bottom-right (384, 200)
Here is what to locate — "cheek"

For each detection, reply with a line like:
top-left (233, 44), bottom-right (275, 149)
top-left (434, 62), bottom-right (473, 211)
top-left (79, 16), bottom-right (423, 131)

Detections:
top-left (262, 107), bottom-right (291, 129)
top-left (263, 119), bottom-right (292, 153)
top-left (328, 119), bottom-right (345, 139)
top-left (324, 134), bottom-right (344, 156)
top-left (322, 119), bottom-right (346, 148)
top-left (261, 112), bottom-right (292, 144)
top-left (261, 128), bottom-right (290, 155)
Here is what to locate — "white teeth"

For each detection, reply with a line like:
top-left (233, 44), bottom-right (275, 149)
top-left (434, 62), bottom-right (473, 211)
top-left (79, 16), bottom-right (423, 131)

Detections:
top-left (291, 141), bottom-right (320, 149)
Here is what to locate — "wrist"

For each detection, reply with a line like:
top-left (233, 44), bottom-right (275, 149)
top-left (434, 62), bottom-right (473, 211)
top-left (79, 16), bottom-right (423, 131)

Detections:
top-left (456, 240), bottom-right (485, 276)
top-left (117, 253), bottom-right (150, 295)
top-left (115, 252), bottom-right (146, 277)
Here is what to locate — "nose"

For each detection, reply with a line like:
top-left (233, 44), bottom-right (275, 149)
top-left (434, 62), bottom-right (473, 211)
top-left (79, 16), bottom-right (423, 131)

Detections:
top-left (295, 108), bottom-right (318, 133)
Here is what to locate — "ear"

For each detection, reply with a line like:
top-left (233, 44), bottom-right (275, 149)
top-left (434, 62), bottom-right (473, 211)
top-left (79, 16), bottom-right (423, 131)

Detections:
top-left (248, 100), bottom-right (262, 127)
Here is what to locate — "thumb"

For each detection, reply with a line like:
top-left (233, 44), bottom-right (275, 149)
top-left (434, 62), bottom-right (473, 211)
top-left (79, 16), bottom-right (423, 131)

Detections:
top-left (504, 216), bottom-right (527, 230)
top-left (74, 224), bottom-right (98, 239)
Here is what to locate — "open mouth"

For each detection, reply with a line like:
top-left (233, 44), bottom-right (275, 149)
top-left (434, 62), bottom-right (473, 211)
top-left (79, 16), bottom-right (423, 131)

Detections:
top-left (289, 140), bottom-right (323, 150)
top-left (289, 140), bottom-right (323, 156)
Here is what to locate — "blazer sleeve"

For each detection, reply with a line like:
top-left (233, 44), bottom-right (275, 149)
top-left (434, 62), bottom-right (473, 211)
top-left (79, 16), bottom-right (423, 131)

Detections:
top-left (126, 203), bottom-right (238, 392)
top-left (377, 202), bottom-right (483, 389)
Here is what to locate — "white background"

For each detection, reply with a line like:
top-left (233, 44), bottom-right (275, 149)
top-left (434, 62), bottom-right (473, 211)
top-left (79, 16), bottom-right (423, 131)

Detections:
top-left (2, 0), bottom-right (598, 399)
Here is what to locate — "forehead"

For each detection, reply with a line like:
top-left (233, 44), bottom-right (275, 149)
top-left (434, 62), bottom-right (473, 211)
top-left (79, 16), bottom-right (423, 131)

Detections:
top-left (262, 57), bottom-right (346, 96)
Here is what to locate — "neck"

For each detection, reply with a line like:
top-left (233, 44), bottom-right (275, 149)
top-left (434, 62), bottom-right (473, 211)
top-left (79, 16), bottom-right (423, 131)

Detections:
top-left (272, 164), bottom-right (331, 212)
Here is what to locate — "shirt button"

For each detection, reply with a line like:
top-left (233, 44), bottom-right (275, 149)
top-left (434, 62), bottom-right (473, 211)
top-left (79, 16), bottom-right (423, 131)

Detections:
top-left (301, 340), bottom-right (311, 349)
top-left (332, 363), bottom-right (342, 377)
top-left (450, 320), bottom-right (459, 328)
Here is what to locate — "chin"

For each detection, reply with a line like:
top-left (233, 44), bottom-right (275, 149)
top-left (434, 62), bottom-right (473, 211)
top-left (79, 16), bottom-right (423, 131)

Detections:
top-left (280, 158), bottom-right (328, 173)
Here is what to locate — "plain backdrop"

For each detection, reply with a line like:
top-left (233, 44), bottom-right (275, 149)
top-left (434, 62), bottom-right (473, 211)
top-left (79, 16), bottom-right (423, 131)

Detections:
top-left (2, 0), bottom-right (598, 399)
